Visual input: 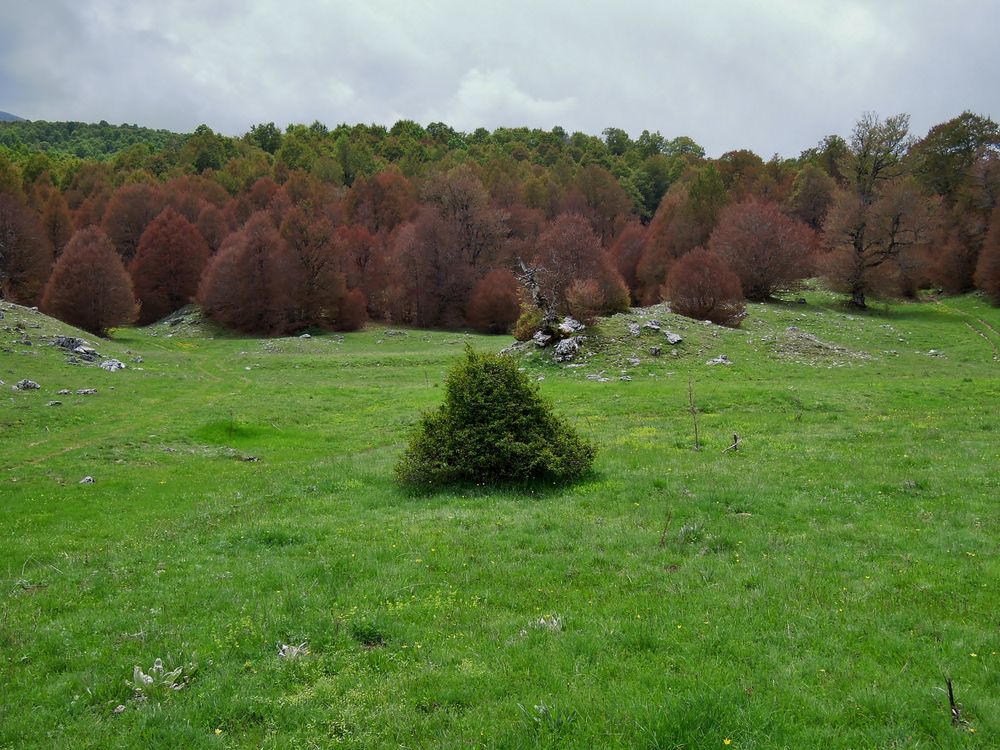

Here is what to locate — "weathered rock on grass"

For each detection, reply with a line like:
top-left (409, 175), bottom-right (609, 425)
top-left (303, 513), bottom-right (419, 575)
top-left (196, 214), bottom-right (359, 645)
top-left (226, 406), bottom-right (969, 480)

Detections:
top-left (14, 379), bottom-right (40, 390)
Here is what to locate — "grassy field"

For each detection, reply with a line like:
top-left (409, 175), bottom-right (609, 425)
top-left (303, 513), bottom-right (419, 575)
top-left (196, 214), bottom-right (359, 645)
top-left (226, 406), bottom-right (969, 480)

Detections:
top-left (1, 290), bottom-right (998, 749)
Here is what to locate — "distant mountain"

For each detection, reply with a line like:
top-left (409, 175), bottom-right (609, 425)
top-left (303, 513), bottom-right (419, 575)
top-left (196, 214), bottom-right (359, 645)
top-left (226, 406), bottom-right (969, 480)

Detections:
top-left (0, 111), bottom-right (25, 122)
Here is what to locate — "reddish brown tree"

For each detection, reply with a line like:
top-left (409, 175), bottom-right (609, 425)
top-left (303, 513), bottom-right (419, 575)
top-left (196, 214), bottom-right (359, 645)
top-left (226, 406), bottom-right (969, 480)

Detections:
top-left (196, 203), bottom-right (234, 253)
top-left (466, 269), bottom-right (520, 333)
top-left (663, 247), bottom-right (745, 327)
top-left (41, 190), bottom-right (73, 254)
top-left (41, 227), bottom-right (137, 334)
top-left (532, 212), bottom-right (629, 318)
top-left (974, 205), bottom-right (1000, 304)
top-left (636, 166), bottom-right (727, 304)
top-left (346, 169), bottom-right (416, 233)
top-left (608, 221), bottom-right (647, 303)
top-left (574, 164), bottom-right (634, 245)
top-left (821, 179), bottom-right (938, 305)
top-left (279, 206), bottom-right (363, 330)
top-left (0, 193), bottom-right (54, 304)
top-left (101, 182), bottom-right (163, 262)
top-left (130, 208), bottom-right (212, 324)
top-left (197, 212), bottom-right (296, 334)
top-left (707, 199), bottom-right (815, 301)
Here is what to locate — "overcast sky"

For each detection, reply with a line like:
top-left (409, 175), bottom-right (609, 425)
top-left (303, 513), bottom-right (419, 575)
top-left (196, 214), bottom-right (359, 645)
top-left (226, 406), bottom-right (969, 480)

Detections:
top-left (1, 0), bottom-right (997, 158)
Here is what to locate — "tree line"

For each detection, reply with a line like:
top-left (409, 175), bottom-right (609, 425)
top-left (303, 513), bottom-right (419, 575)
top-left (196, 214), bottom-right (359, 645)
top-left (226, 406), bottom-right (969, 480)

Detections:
top-left (1, 111), bottom-right (998, 337)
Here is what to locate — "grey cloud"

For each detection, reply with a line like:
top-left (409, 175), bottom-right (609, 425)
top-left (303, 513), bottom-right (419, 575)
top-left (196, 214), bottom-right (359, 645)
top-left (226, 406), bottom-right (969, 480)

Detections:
top-left (0, 0), bottom-right (997, 157)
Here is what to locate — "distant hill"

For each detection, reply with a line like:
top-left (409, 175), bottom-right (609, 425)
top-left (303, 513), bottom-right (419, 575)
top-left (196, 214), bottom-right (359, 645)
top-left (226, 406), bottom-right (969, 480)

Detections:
top-left (0, 111), bottom-right (24, 122)
top-left (0, 119), bottom-right (187, 160)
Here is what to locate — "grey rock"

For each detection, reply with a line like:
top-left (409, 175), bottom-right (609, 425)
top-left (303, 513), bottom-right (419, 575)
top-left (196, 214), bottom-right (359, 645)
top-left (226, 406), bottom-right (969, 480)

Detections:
top-left (553, 336), bottom-right (582, 362)
top-left (649, 346), bottom-right (662, 357)
top-left (47, 400), bottom-right (62, 407)
top-left (531, 331), bottom-right (552, 348)
top-left (627, 323), bottom-right (641, 337)
top-left (52, 335), bottom-right (86, 351)
top-left (586, 373), bottom-right (611, 383)
top-left (627, 357), bottom-right (641, 366)
top-left (299, 333), bottom-right (312, 339)
top-left (664, 331), bottom-right (683, 345)
top-left (57, 389), bottom-right (70, 395)
top-left (643, 319), bottom-right (661, 331)
top-left (14, 379), bottom-right (39, 390)
top-left (99, 359), bottom-right (126, 372)
top-left (132, 355), bottom-right (143, 364)
top-left (558, 317), bottom-right (586, 335)
top-left (79, 476), bottom-right (95, 484)
top-left (76, 388), bottom-right (97, 395)
top-left (706, 354), bottom-right (732, 366)
top-left (619, 375), bottom-right (632, 381)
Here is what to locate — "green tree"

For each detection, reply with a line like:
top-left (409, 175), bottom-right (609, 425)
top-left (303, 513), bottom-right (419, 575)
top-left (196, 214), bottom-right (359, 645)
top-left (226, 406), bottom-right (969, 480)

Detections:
top-left (396, 348), bottom-right (595, 486)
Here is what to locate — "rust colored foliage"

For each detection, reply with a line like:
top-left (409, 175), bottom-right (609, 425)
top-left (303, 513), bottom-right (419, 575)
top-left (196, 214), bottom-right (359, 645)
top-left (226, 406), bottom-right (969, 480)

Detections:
top-left (608, 221), bottom-right (647, 303)
top-left (346, 169), bottom-right (416, 233)
top-left (198, 212), bottom-right (297, 334)
top-left (636, 168), bottom-right (727, 304)
top-left (196, 203), bottom-right (234, 253)
top-left (974, 206), bottom-right (1000, 304)
top-left (534, 212), bottom-right (629, 318)
top-left (130, 208), bottom-right (212, 324)
top-left (41, 190), bottom-right (73, 254)
top-left (101, 182), bottom-right (163, 262)
top-left (663, 247), bottom-right (745, 327)
top-left (280, 206), bottom-right (365, 331)
top-left (466, 269), bottom-right (521, 333)
top-left (0, 192), bottom-right (54, 304)
top-left (707, 199), bottom-right (814, 301)
top-left (820, 180), bottom-right (938, 306)
top-left (41, 227), bottom-right (137, 335)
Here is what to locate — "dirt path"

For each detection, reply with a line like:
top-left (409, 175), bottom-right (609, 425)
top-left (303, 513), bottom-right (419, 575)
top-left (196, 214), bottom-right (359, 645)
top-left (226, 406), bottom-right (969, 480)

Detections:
top-left (930, 298), bottom-right (1000, 361)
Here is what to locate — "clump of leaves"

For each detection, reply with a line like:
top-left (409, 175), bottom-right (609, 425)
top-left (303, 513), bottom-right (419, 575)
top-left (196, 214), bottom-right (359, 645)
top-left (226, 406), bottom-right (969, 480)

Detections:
top-left (128, 658), bottom-right (196, 702)
top-left (396, 347), bottom-right (595, 486)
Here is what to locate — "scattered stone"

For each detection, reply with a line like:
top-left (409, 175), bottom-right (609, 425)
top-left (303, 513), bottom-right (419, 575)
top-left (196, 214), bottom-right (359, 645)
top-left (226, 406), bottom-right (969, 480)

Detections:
top-left (627, 357), bottom-right (641, 366)
top-left (76, 388), bottom-right (98, 395)
top-left (670, 349), bottom-right (679, 357)
top-left (643, 319), bottom-right (661, 331)
top-left (706, 354), bottom-right (732, 366)
top-left (383, 329), bottom-right (407, 337)
top-left (701, 320), bottom-right (713, 326)
top-left (47, 400), bottom-right (62, 407)
top-left (649, 346), bottom-right (662, 357)
top-left (927, 349), bottom-right (943, 357)
top-left (57, 389), bottom-right (70, 395)
top-left (558, 317), bottom-right (586, 335)
top-left (132, 356), bottom-right (143, 364)
top-left (797, 298), bottom-right (807, 304)
top-left (619, 375), bottom-right (632, 381)
top-left (73, 345), bottom-right (100, 362)
top-left (627, 322), bottom-right (641, 337)
top-left (79, 476), bottom-right (95, 484)
top-left (531, 331), bottom-right (552, 348)
top-left (52, 335), bottom-right (86, 351)
top-left (299, 333), bottom-right (311, 339)
top-left (664, 331), bottom-right (683, 345)
top-left (240, 455), bottom-right (260, 462)
top-left (14, 379), bottom-right (39, 390)
top-left (586, 373), bottom-right (611, 383)
top-left (553, 336), bottom-right (582, 362)
top-left (113, 704), bottom-right (126, 716)
top-left (99, 359), bottom-right (126, 372)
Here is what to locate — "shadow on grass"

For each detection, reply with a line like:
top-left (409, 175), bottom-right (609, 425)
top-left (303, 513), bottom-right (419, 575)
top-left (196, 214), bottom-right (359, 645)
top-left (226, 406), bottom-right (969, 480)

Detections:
top-left (394, 469), bottom-right (602, 502)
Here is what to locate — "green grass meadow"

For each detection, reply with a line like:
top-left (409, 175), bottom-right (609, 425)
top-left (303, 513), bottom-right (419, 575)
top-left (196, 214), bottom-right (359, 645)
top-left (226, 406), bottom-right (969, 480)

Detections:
top-left (1, 291), bottom-right (998, 748)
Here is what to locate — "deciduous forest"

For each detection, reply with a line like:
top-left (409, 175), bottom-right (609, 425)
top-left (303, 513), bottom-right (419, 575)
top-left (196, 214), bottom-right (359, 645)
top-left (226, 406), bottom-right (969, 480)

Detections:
top-left (2, 112), bottom-right (998, 336)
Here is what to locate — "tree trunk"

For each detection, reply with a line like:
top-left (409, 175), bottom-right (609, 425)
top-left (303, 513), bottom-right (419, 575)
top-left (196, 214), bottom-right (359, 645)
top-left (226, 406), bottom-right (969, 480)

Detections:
top-left (850, 289), bottom-right (867, 308)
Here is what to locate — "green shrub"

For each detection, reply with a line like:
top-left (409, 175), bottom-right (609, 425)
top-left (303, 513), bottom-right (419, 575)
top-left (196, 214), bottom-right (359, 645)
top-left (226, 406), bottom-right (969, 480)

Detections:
top-left (396, 348), bottom-right (595, 486)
